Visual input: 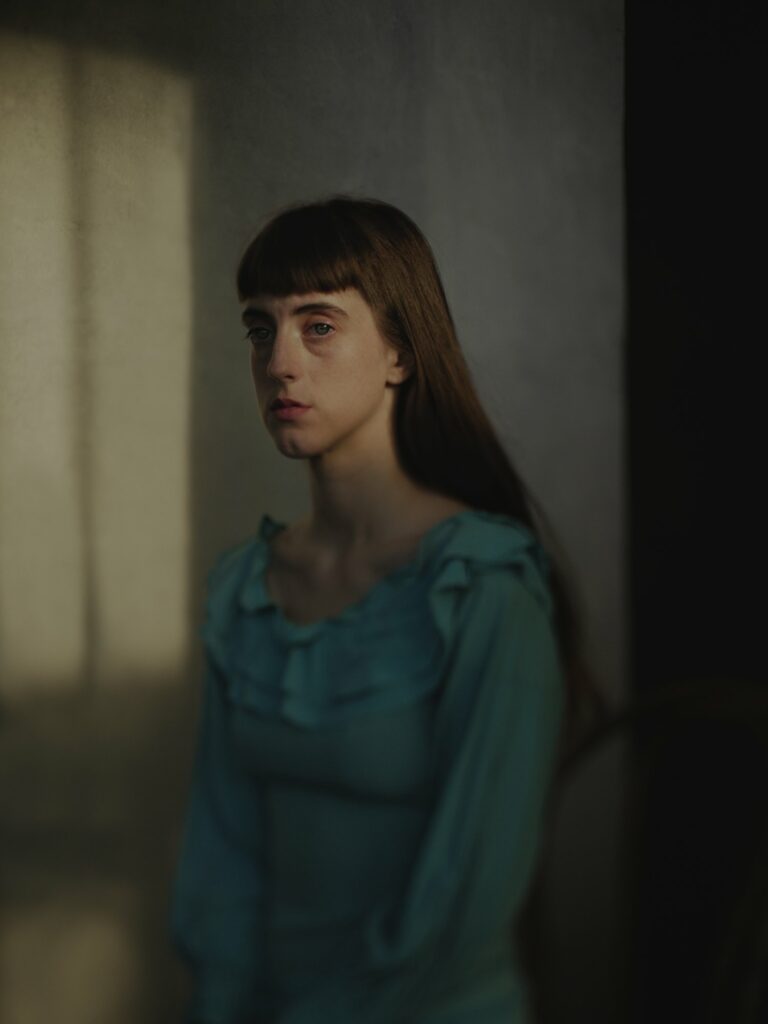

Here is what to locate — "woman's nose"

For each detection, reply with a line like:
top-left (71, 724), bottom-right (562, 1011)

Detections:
top-left (265, 328), bottom-right (302, 377)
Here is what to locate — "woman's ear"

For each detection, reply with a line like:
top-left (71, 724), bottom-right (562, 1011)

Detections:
top-left (387, 345), bottom-right (415, 386)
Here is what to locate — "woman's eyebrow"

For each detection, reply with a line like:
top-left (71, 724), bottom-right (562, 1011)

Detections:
top-left (241, 302), bottom-right (350, 324)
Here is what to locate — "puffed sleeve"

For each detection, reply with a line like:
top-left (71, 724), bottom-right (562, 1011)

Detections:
top-left (276, 562), bottom-right (565, 1023)
top-left (169, 561), bottom-right (270, 1023)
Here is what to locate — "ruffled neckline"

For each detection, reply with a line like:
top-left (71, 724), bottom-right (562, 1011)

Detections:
top-left (199, 507), bottom-right (555, 725)
top-left (237, 508), bottom-right (521, 640)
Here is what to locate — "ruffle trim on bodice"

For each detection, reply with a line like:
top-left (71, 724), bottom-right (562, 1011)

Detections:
top-left (199, 509), bottom-right (553, 729)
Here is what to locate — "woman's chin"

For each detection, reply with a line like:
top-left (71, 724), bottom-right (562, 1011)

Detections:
top-left (272, 435), bottom-right (316, 459)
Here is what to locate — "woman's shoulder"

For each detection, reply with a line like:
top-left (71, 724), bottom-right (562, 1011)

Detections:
top-left (201, 499), bottom-right (551, 626)
top-left (215, 500), bottom-right (548, 587)
top-left (422, 503), bottom-right (555, 619)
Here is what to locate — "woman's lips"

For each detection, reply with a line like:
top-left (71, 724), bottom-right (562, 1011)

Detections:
top-left (272, 404), bottom-right (310, 420)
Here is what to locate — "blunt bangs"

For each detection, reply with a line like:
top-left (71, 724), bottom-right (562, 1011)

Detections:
top-left (236, 203), bottom-right (375, 301)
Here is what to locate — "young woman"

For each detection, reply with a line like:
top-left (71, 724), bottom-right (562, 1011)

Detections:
top-left (169, 195), bottom-right (598, 1023)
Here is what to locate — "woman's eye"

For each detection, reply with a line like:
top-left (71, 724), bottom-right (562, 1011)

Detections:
top-left (246, 327), bottom-right (271, 343)
top-left (309, 322), bottom-right (333, 337)
top-left (244, 322), bottom-right (334, 344)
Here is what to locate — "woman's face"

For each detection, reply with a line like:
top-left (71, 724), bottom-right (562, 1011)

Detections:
top-left (241, 287), bottom-right (407, 460)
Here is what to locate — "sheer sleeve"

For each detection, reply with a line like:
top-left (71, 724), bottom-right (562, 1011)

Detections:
top-left (276, 563), bottom-right (565, 1023)
top-left (169, 655), bottom-right (269, 1022)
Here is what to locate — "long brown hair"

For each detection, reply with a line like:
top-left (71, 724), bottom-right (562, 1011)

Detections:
top-left (236, 194), bottom-right (606, 745)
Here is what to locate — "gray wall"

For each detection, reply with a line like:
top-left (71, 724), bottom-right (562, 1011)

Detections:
top-left (0, 2), bottom-right (624, 1020)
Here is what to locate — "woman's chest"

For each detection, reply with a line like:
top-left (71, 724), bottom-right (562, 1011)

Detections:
top-left (220, 564), bottom-right (450, 775)
top-left (265, 560), bottom-right (379, 625)
top-left (229, 697), bottom-right (439, 803)
top-left (265, 537), bottom-right (419, 627)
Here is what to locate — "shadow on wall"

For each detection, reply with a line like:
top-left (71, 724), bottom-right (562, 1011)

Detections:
top-left (0, 686), bottom-right (196, 1021)
top-left (0, 29), bottom-right (195, 1024)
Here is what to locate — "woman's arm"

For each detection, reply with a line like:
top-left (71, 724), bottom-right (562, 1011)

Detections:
top-left (169, 660), bottom-right (269, 1024)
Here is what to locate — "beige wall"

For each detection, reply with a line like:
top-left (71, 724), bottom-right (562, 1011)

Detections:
top-left (0, 2), bottom-right (624, 1020)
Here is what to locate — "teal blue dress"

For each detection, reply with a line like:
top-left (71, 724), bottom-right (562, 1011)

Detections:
top-left (169, 508), bottom-right (565, 1024)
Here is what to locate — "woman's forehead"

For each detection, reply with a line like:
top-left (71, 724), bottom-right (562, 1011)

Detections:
top-left (240, 288), bottom-right (361, 312)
